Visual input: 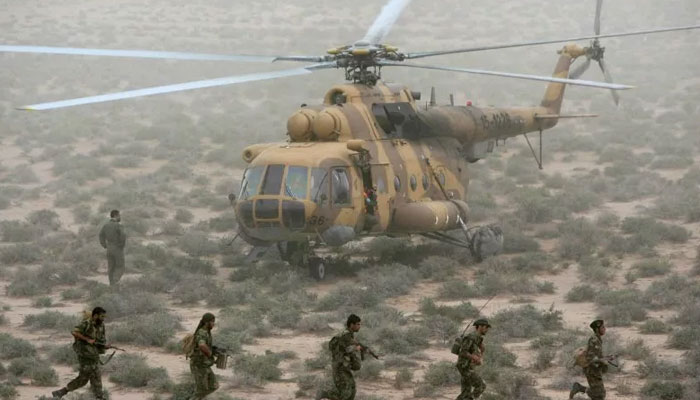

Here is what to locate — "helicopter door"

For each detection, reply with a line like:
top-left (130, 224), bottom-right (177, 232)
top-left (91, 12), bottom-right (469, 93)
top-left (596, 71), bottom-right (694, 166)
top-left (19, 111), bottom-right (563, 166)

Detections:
top-left (369, 164), bottom-right (391, 231)
top-left (329, 166), bottom-right (363, 229)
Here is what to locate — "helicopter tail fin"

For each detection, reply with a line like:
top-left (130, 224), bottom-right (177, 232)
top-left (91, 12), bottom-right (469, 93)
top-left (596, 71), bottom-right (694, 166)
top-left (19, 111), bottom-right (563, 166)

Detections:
top-left (540, 44), bottom-right (586, 114)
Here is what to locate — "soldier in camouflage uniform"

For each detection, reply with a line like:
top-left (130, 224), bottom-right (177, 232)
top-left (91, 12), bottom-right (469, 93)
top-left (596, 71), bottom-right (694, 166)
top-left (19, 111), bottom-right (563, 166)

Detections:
top-left (570, 319), bottom-right (608, 400)
top-left (456, 319), bottom-right (490, 400)
top-left (316, 314), bottom-right (363, 400)
top-left (99, 209), bottom-right (126, 286)
top-left (190, 313), bottom-right (219, 399)
top-left (51, 307), bottom-right (109, 399)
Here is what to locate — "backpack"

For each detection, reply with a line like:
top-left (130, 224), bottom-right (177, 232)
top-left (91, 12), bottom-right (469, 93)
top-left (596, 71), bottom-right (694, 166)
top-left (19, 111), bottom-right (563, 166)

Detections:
top-left (450, 335), bottom-right (463, 355)
top-left (329, 334), bottom-right (341, 355)
top-left (182, 334), bottom-right (195, 358)
top-left (573, 347), bottom-right (588, 368)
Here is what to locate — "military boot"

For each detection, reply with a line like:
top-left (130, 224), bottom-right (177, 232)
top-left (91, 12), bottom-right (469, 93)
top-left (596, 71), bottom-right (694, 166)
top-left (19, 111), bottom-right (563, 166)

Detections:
top-left (51, 388), bottom-right (68, 398)
top-left (569, 382), bottom-right (586, 399)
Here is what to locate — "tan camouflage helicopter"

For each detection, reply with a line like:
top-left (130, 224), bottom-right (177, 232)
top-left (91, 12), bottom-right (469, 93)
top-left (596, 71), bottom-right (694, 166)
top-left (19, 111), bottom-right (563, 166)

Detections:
top-left (3, 0), bottom-right (699, 279)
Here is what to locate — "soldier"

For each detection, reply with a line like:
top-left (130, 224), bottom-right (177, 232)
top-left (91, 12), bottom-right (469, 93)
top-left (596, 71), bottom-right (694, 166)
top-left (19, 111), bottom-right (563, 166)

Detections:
top-left (316, 314), bottom-right (363, 400)
top-left (190, 313), bottom-right (219, 399)
top-left (51, 307), bottom-right (110, 399)
top-left (98, 209), bottom-right (126, 286)
top-left (456, 319), bottom-right (490, 400)
top-left (570, 319), bottom-right (609, 400)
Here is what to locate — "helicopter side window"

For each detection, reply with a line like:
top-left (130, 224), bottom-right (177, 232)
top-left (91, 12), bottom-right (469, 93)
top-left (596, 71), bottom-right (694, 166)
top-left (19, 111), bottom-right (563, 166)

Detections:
top-left (260, 164), bottom-right (285, 195)
top-left (239, 166), bottom-right (264, 200)
top-left (410, 175), bottom-right (417, 191)
top-left (331, 167), bottom-right (351, 206)
top-left (285, 166), bottom-right (309, 200)
top-left (422, 174), bottom-right (429, 190)
top-left (311, 167), bottom-right (328, 205)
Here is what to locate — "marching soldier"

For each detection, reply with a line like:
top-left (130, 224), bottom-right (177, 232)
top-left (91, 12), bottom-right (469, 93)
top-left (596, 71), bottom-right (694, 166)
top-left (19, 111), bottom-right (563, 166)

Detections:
top-left (316, 314), bottom-right (363, 400)
top-left (190, 313), bottom-right (219, 399)
top-left (570, 319), bottom-right (609, 400)
top-left (51, 307), bottom-right (110, 399)
top-left (98, 209), bottom-right (126, 286)
top-left (456, 319), bottom-right (490, 400)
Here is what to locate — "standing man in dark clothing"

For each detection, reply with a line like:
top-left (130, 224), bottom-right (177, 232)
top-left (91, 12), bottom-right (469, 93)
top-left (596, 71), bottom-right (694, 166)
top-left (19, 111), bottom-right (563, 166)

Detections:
top-left (190, 313), bottom-right (219, 399)
top-left (316, 314), bottom-right (363, 400)
top-left (51, 307), bottom-right (110, 399)
top-left (456, 319), bottom-right (490, 400)
top-left (99, 209), bottom-right (126, 286)
top-left (570, 319), bottom-right (609, 400)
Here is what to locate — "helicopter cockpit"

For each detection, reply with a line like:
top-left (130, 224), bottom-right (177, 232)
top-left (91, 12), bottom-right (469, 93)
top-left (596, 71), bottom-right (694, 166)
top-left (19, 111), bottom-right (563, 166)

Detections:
top-left (235, 161), bottom-right (353, 242)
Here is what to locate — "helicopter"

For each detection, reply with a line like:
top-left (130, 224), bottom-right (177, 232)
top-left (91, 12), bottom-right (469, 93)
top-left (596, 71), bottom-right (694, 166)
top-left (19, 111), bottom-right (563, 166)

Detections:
top-left (2, 0), bottom-right (699, 279)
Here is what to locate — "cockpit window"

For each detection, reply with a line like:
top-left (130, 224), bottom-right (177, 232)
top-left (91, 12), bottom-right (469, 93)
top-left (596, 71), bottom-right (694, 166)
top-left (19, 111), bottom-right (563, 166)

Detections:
top-left (260, 164), bottom-right (285, 195)
top-left (311, 167), bottom-right (328, 205)
top-left (285, 166), bottom-right (308, 200)
top-left (331, 167), bottom-right (351, 205)
top-left (239, 166), bottom-right (264, 200)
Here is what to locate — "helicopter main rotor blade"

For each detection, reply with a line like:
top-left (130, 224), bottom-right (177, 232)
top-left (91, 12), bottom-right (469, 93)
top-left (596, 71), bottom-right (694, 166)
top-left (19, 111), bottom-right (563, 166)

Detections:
top-left (594, 0), bottom-right (603, 36)
top-left (361, 0), bottom-right (412, 44)
top-left (405, 24), bottom-right (700, 59)
top-left (18, 62), bottom-right (335, 111)
top-left (569, 58), bottom-right (591, 79)
top-left (379, 61), bottom-right (634, 90)
top-left (598, 58), bottom-right (620, 105)
top-left (0, 45), bottom-right (325, 63)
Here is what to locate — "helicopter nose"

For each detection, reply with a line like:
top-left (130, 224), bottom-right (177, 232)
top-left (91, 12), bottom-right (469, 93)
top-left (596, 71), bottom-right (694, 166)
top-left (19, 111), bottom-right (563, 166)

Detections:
top-left (235, 198), bottom-right (311, 241)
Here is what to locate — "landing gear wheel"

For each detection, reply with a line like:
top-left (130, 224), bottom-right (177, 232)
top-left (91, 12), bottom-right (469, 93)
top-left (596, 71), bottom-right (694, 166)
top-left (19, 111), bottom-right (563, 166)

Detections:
top-left (308, 257), bottom-right (326, 281)
top-left (469, 225), bottom-right (504, 262)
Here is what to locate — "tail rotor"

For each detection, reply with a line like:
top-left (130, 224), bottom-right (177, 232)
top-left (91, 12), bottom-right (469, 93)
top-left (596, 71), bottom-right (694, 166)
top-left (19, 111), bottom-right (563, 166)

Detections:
top-left (569, 0), bottom-right (620, 105)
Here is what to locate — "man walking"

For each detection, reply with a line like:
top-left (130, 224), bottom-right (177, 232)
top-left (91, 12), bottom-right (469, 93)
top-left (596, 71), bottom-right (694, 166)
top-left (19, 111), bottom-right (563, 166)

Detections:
top-left (316, 314), bottom-right (363, 400)
top-left (190, 313), bottom-right (219, 399)
top-left (570, 319), bottom-right (609, 399)
top-left (456, 319), bottom-right (490, 400)
top-left (99, 209), bottom-right (126, 286)
top-left (51, 307), bottom-right (110, 399)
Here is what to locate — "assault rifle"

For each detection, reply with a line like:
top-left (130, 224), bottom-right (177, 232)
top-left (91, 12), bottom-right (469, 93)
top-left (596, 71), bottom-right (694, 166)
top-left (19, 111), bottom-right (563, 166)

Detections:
top-left (212, 346), bottom-right (234, 355)
top-left (355, 341), bottom-right (380, 360)
top-left (603, 354), bottom-right (619, 368)
top-left (95, 340), bottom-right (126, 352)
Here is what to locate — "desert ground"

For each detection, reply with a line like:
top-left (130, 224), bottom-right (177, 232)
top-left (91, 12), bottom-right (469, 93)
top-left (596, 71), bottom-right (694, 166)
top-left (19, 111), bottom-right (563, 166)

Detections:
top-left (1, 0), bottom-right (699, 399)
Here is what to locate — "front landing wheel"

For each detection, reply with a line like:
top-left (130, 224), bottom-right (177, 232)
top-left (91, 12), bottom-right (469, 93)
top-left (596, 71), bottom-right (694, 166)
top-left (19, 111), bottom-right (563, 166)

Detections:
top-left (308, 257), bottom-right (326, 281)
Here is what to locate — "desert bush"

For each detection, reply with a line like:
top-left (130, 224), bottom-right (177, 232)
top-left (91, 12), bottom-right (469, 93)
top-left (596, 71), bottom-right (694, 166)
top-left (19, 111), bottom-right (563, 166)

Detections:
top-left (595, 212), bottom-right (620, 228)
top-left (596, 288), bottom-right (647, 326)
top-left (206, 281), bottom-right (260, 308)
top-left (233, 351), bottom-right (283, 384)
top-left (636, 356), bottom-right (683, 380)
top-left (624, 338), bottom-right (652, 361)
top-left (32, 296), bottom-right (53, 308)
top-left (103, 354), bottom-right (171, 389)
top-left (533, 347), bottom-right (556, 371)
top-left (566, 284), bottom-right (596, 302)
top-left (356, 359), bottom-right (383, 380)
top-left (0, 383), bottom-right (16, 400)
top-left (207, 213), bottom-right (237, 232)
top-left (46, 344), bottom-right (77, 366)
top-left (557, 218), bottom-right (600, 260)
top-left (2, 164), bottom-right (39, 184)
top-left (53, 155), bottom-right (110, 183)
top-left (633, 259), bottom-right (673, 278)
top-left (27, 209), bottom-right (61, 230)
top-left (174, 208), bottom-right (194, 223)
top-left (0, 195), bottom-right (9, 210)
top-left (621, 217), bottom-right (691, 246)
top-left (553, 184), bottom-right (602, 214)
top-left (417, 256), bottom-right (460, 281)
top-left (0, 333), bottom-right (36, 359)
top-left (639, 319), bottom-right (671, 334)
top-left (419, 298), bottom-right (479, 323)
top-left (159, 220), bottom-right (184, 236)
top-left (304, 344), bottom-right (331, 371)
top-left (643, 275), bottom-right (698, 309)
top-left (368, 324), bottom-right (430, 355)
top-left (438, 280), bottom-right (478, 300)
top-left (171, 255), bottom-right (217, 275)
top-left (110, 155), bottom-right (142, 168)
top-left (577, 257), bottom-right (615, 283)
top-left (0, 221), bottom-right (39, 242)
top-left (490, 305), bottom-right (563, 339)
top-left (394, 367), bottom-right (413, 389)
top-left (640, 381), bottom-right (684, 400)
top-left (23, 311), bottom-right (78, 331)
top-left (472, 257), bottom-right (539, 296)
top-left (109, 312), bottom-right (181, 347)
top-left (0, 243), bottom-right (43, 265)
top-left (296, 313), bottom-right (334, 334)
top-left (650, 155), bottom-right (693, 170)
top-left (512, 187), bottom-right (556, 223)
top-left (510, 252), bottom-right (555, 273)
top-left (317, 286), bottom-right (381, 311)
top-left (90, 289), bottom-right (165, 318)
top-left (668, 326), bottom-right (700, 350)
top-left (423, 361), bottom-right (460, 387)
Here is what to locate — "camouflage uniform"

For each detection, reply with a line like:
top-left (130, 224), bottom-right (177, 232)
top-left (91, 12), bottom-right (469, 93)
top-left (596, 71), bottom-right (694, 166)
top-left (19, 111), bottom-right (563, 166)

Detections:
top-left (456, 332), bottom-right (486, 400)
top-left (99, 218), bottom-right (126, 286)
top-left (189, 327), bottom-right (218, 399)
top-left (65, 318), bottom-right (106, 399)
top-left (583, 333), bottom-right (606, 400)
top-left (318, 329), bottom-right (361, 400)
